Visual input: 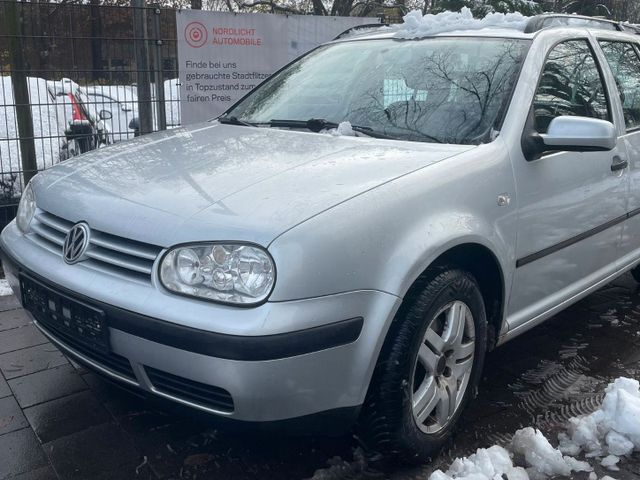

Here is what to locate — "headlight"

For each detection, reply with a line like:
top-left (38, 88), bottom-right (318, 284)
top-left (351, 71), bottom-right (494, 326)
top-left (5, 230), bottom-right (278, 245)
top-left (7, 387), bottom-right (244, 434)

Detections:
top-left (159, 243), bottom-right (276, 305)
top-left (16, 183), bottom-right (36, 233)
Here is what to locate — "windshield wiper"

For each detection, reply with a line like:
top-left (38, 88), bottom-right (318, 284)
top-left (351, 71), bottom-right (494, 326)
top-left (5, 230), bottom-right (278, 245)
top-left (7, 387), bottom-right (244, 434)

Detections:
top-left (267, 118), bottom-right (396, 140)
top-left (218, 115), bottom-right (255, 127)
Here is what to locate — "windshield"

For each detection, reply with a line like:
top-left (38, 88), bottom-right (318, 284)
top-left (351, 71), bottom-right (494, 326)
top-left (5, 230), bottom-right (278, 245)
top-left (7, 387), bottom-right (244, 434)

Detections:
top-left (226, 37), bottom-right (529, 144)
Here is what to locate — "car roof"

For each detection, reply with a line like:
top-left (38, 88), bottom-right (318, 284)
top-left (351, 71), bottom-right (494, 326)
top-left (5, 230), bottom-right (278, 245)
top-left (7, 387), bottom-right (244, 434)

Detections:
top-left (333, 13), bottom-right (640, 43)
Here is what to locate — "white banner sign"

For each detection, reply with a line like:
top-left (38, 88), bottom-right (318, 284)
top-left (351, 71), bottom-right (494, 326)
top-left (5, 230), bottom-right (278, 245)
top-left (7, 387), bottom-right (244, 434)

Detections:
top-left (176, 11), bottom-right (379, 124)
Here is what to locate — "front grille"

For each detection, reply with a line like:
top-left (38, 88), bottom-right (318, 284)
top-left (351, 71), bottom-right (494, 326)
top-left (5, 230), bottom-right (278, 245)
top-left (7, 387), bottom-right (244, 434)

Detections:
top-left (145, 366), bottom-right (235, 413)
top-left (38, 319), bottom-right (137, 381)
top-left (29, 209), bottom-right (162, 283)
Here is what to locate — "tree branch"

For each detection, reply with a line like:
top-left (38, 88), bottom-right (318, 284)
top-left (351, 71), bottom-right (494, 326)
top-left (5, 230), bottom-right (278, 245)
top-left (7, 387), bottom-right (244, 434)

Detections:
top-left (237, 0), bottom-right (303, 13)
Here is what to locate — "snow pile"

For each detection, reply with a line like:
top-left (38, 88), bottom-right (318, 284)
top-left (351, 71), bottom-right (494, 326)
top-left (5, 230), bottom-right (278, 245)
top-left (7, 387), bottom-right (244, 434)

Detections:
top-left (430, 427), bottom-right (595, 480)
top-left (0, 76), bottom-right (67, 196)
top-left (429, 377), bottom-right (640, 480)
top-left (600, 454), bottom-right (620, 471)
top-left (308, 448), bottom-right (368, 479)
top-left (429, 445), bottom-right (528, 480)
top-left (394, 8), bottom-right (530, 39)
top-left (47, 77), bottom-right (78, 96)
top-left (558, 377), bottom-right (640, 459)
top-left (0, 279), bottom-right (13, 297)
top-left (163, 78), bottom-right (181, 127)
top-left (328, 121), bottom-right (356, 137)
top-left (511, 427), bottom-right (591, 479)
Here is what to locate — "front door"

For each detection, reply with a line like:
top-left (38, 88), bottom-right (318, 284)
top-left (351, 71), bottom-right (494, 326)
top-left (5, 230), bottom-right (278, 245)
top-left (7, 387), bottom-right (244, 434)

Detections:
top-left (507, 38), bottom-right (628, 331)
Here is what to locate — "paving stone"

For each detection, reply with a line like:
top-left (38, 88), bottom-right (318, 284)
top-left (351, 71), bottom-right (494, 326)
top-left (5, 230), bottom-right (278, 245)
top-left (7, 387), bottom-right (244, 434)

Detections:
top-left (44, 423), bottom-right (150, 480)
top-left (0, 396), bottom-right (28, 436)
top-left (81, 372), bottom-right (147, 417)
top-left (65, 357), bottom-right (88, 375)
top-left (0, 325), bottom-right (47, 355)
top-left (0, 428), bottom-right (48, 479)
top-left (6, 466), bottom-right (58, 480)
top-left (0, 295), bottom-right (21, 313)
top-left (9, 364), bottom-right (87, 409)
top-left (0, 309), bottom-right (31, 332)
top-left (24, 391), bottom-right (112, 444)
top-left (117, 410), bottom-right (205, 479)
top-left (0, 374), bottom-right (10, 399)
top-left (0, 343), bottom-right (67, 380)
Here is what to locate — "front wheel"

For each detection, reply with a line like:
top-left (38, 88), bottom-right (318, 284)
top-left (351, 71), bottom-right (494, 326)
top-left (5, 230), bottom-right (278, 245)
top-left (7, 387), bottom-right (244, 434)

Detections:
top-left (357, 268), bottom-right (487, 462)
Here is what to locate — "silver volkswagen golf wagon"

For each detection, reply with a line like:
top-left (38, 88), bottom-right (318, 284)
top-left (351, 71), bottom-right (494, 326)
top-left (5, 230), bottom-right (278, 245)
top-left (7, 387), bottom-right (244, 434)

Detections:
top-left (3, 13), bottom-right (640, 460)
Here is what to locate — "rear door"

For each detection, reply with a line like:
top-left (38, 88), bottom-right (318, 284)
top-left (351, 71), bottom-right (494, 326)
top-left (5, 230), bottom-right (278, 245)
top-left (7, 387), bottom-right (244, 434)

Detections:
top-left (507, 38), bottom-right (628, 330)
top-left (596, 39), bottom-right (640, 264)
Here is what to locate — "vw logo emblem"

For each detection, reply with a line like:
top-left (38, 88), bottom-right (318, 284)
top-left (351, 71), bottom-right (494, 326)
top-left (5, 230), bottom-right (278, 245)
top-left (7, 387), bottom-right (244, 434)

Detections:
top-left (63, 223), bottom-right (90, 265)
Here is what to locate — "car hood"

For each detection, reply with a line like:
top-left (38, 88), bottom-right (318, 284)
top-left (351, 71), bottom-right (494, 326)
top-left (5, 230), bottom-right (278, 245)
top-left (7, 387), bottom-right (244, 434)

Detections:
top-left (34, 122), bottom-right (474, 247)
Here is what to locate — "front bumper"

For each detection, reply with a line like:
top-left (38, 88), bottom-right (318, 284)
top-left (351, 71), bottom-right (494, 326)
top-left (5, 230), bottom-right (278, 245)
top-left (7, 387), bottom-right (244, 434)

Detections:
top-left (1, 221), bottom-right (401, 423)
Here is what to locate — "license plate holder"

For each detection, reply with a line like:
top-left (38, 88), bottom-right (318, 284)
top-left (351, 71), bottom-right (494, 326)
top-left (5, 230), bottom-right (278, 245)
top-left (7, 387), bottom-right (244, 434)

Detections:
top-left (20, 274), bottom-right (110, 354)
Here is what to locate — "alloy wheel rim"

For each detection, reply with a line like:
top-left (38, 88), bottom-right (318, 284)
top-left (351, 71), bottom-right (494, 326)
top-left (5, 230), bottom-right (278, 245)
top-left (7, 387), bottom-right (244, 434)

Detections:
top-left (411, 300), bottom-right (476, 434)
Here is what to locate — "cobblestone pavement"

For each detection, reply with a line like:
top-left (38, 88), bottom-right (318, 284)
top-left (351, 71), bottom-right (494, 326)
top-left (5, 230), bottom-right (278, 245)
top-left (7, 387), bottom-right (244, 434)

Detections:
top-left (0, 275), bottom-right (639, 480)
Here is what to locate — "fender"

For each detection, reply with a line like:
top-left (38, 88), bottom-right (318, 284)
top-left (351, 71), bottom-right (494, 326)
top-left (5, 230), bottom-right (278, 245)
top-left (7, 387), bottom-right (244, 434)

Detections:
top-left (268, 140), bottom-right (518, 309)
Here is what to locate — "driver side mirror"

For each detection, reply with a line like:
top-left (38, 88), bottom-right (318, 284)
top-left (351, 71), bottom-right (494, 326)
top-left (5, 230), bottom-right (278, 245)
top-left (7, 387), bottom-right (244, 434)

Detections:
top-left (99, 109), bottom-right (113, 121)
top-left (540, 116), bottom-right (616, 152)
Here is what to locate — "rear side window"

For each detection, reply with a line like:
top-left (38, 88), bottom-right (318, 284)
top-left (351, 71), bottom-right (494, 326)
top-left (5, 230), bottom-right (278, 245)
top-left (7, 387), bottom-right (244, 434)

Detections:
top-left (534, 40), bottom-right (610, 133)
top-left (599, 41), bottom-right (640, 131)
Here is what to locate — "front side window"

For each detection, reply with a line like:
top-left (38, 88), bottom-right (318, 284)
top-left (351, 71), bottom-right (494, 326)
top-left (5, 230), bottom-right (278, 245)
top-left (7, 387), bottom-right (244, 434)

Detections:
top-left (227, 38), bottom-right (529, 145)
top-left (599, 40), bottom-right (640, 131)
top-left (534, 40), bottom-right (610, 133)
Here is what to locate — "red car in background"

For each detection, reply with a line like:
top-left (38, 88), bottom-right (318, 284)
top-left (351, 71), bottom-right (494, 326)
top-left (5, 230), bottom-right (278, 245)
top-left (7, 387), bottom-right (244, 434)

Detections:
top-left (48, 79), bottom-right (112, 159)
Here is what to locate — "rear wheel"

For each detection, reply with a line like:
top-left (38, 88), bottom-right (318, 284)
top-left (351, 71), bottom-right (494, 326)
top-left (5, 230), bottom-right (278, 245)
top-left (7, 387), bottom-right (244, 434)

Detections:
top-left (60, 139), bottom-right (81, 161)
top-left (357, 268), bottom-right (487, 462)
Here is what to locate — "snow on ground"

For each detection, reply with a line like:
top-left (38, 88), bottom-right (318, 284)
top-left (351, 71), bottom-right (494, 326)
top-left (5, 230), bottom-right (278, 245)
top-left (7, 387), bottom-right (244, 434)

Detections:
top-left (0, 76), bottom-right (68, 196)
top-left (600, 454), bottom-right (620, 471)
top-left (0, 279), bottom-right (13, 296)
top-left (511, 428), bottom-right (591, 479)
top-left (163, 78), bottom-right (181, 127)
top-left (430, 377), bottom-right (639, 480)
top-left (559, 377), bottom-right (640, 458)
top-left (146, 78), bottom-right (182, 128)
top-left (430, 445), bottom-right (528, 480)
top-left (393, 7), bottom-right (530, 39)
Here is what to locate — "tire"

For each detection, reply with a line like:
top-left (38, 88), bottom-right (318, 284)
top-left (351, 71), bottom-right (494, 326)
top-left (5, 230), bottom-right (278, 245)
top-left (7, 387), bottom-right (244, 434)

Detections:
top-left (60, 139), bottom-right (81, 161)
top-left (357, 268), bottom-right (488, 462)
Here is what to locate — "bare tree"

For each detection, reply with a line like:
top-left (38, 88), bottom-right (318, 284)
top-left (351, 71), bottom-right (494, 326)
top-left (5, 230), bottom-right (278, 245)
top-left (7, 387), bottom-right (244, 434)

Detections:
top-left (27, 0), bottom-right (640, 23)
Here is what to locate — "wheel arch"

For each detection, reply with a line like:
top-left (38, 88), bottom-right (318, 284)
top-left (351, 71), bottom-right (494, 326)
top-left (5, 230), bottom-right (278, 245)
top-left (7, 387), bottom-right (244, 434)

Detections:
top-left (401, 242), bottom-right (506, 351)
top-left (357, 242), bottom-right (504, 455)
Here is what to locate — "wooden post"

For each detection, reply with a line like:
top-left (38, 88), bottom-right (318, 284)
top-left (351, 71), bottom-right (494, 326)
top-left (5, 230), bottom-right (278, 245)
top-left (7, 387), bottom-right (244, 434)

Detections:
top-left (132, 0), bottom-right (153, 135)
top-left (5, 0), bottom-right (38, 187)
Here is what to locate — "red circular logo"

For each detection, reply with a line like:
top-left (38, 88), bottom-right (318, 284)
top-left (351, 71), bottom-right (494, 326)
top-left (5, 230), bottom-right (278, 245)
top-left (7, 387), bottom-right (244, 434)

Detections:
top-left (184, 21), bottom-right (208, 48)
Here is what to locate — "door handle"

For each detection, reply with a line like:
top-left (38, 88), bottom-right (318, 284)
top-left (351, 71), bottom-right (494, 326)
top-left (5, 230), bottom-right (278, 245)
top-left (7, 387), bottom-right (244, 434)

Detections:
top-left (611, 156), bottom-right (629, 172)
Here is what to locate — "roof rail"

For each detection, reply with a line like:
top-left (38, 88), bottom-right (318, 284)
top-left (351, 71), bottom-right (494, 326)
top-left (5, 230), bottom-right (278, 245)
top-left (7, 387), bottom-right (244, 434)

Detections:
top-left (620, 23), bottom-right (640, 34)
top-left (333, 23), bottom-right (387, 40)
top-left (523, 14), bottom-right (632, 34)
